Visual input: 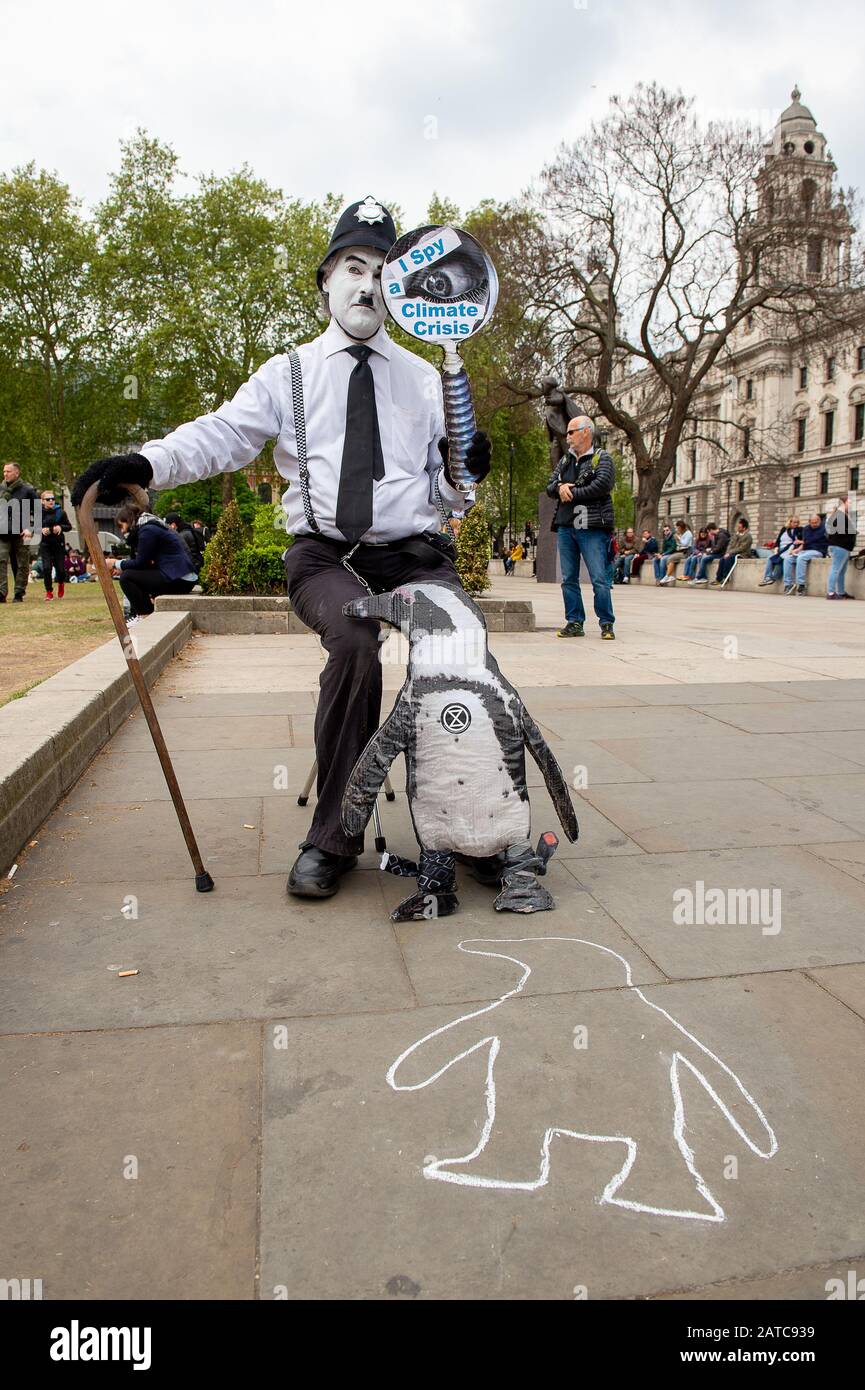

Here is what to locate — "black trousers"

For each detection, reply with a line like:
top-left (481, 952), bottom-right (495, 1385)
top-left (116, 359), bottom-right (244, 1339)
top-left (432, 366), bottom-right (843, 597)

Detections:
top-left (40, 537), bottom-right (66, 592)
top-left (284, 535), bottom-right (461, 856)
top-left (118, 569), bottom-right (196, 615)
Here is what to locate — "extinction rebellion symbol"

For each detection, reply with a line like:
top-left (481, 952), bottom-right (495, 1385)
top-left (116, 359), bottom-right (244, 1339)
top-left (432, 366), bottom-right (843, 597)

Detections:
top-left (441, 703), bottom-right (471, 733)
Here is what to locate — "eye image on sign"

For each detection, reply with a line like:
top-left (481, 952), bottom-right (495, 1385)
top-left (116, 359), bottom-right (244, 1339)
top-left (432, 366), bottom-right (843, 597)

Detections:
top-left (382, 225), bottom-right (498, 342)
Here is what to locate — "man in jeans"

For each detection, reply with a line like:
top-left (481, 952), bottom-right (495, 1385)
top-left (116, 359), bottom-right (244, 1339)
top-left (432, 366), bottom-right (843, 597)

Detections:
top-left (547, 416), bottom-right (616, 640)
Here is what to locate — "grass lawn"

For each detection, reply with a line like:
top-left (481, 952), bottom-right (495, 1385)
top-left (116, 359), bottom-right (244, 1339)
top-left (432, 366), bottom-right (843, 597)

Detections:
top-left (0, 581), bottom-right (117, 706)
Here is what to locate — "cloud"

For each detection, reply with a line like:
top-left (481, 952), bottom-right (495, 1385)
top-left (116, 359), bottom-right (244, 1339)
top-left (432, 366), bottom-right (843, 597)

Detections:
top-left (0, 0), bottom-right (861, 222)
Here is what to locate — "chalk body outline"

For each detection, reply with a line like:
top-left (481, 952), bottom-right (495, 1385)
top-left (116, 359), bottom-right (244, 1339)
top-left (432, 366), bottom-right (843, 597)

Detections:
top-left (386, 937), bottom-right (778, 1223)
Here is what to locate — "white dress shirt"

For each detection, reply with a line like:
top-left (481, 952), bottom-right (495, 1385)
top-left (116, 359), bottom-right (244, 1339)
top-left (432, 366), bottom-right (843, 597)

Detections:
top-left (141, 319), bottom-right (469, 543)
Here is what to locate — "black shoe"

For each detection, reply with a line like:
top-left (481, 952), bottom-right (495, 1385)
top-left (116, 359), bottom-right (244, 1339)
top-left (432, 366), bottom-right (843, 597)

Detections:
top-left (287, 842), bottom-right (358, 898)
top-left (601, 623), bottom-right (615, 640)
top-left (557, 621), bottom-right (584, 637)
top-left (0, 594), bottom-right (5, 603)
top-left (13, 594), bottom-right (24, 602)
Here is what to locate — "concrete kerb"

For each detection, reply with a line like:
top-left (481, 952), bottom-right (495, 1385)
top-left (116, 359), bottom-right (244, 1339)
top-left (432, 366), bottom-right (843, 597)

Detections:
top-left (0, 611), bottom-right (193, 875)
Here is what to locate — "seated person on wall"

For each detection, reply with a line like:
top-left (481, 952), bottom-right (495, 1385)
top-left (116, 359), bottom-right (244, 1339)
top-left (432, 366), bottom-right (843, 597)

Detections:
top-left (630, 528), bottom-right (657, 579)
top-left (652, 524), bottom-right (677, 582)
top-left (689, 523), bottom-right (729, 584)
top-left (759, 516), bottom-right (801, 586)
top-left (104, 503), bottom-right (198, 624)
top-left (713, 517), bottom-right (753, 586)
top-left (659, 519), bottom-right (694, 585)
top-left (612, 527), bottom-right (637, 583)
top-left (782, 514), bottom-right (828, 595)
top-left (681, 527), bottom-right (710, 580)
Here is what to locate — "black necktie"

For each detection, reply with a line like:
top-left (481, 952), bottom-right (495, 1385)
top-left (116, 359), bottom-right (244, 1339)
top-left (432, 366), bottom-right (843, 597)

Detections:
top-left (336, 344), bottom-right (385, 544)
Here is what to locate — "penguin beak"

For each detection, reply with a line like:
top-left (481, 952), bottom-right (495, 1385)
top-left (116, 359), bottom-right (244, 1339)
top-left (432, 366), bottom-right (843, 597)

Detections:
top-left (343, 596), bottom-right (376, 621)
top-left (343, 590), bottom-right (406, 628)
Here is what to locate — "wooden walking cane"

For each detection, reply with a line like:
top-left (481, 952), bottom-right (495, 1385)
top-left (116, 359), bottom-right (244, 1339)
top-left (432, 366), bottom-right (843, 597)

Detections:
top-left (76, 479), bottom-right (214, 892)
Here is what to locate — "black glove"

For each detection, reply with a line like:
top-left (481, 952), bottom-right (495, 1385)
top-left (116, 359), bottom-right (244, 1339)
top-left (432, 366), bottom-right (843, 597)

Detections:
top-left (438, 431), bottom-right (491, 488)
top-left (70, 453), bottom-right (153, 509)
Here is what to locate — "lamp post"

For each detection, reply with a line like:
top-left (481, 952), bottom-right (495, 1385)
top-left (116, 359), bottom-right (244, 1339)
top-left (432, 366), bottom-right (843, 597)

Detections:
top-left (508, 442), bottom-right (515, 551)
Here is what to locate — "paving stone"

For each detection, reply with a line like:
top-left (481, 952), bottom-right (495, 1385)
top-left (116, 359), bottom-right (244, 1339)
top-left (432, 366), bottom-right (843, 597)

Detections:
top-left (390, 874), bottom-right (665, 1005)
top-left (150, 691), bottom-right (317, 718)
top-left (761, 774), bottom-right (865, 836)
top-left (9, 795), bottom-right (264, 884)
top-left (595, 732), bottom-right (863, 782)
top-left (698, 700), bottom-right (865, 734)
top-left (569, 847), bottom-right (865, 977)
top-left (531, 704), bottom-right (724, 741)
top-left (111, 714), bottom-right (293, 753)
top-left (258, 972), bottom-right (865, 1299)
top-left (655, 1260), bottom-right (865, 1300)
top-left (615, 681), bottom-right (813, 706)
top-left (792, 730), bottom-right (865, 767)
top-left (580, 779), bottom-right (859, 852)
top-left (760, 678), bottom-right (865, 702)
top-left (805, 962), bottom-right (865, 1022)
top-left (0, 873), bottom-right (412, 1034)
top-left (0, 1024), bottom-right (259, 1299)
top-left (799, 840), bottom-right (865, 885)
top-left (61, 744), bottom-right (304, 803)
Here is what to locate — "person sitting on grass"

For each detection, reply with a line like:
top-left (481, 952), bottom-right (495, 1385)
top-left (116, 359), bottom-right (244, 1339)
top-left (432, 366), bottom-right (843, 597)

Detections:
top-left (659, 519), bottom-right (694, 585)
top-left (653, 524), bottom-right (677, 582)
top-left (104, 502), bottom-right (198, 625)
top-left (759, 516), bottom-right (801, 586)
top-left (689, 523), bottom-right (730, 585)
top-left (66, 549), bottom-right (88, 581)
top-left (712, 517), bottom-right (753, 586)
top-left (782, 513), bottom-right (828, 595)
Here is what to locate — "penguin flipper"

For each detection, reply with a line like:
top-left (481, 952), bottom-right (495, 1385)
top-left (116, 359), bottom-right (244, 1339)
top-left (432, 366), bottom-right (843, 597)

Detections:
top-left (341, 697), bottom-right (410, 837)
top-left (520, 706), bottom-right (580, 842)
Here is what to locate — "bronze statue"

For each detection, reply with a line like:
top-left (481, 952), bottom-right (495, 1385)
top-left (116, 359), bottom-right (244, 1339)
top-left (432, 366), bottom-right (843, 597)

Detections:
top-left (542, 378), bottom-right (581, 469)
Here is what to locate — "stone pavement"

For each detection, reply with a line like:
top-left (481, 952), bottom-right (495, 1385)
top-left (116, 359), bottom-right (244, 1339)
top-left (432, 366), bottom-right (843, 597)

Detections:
top-left (2, 578), bottom-right (865, 1300)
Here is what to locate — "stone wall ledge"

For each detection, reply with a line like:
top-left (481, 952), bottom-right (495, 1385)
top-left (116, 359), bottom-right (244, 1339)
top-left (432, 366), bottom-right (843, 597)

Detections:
top-left (0, 611), bottom-right (193, 875)
top-left (155, 594), bottom-right (536, 632)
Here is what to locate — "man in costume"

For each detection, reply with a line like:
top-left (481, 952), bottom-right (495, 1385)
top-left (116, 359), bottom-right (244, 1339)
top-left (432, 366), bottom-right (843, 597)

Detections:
top-left (71, 196), bottom-right (491, 899)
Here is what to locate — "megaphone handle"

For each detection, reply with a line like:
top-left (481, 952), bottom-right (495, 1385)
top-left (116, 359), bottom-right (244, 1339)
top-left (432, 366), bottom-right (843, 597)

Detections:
top-left (441, 347), bottom-right (477, 495)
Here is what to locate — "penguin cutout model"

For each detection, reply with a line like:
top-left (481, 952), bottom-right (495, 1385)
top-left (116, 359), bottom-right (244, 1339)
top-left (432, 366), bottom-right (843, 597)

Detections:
top-left (341, 581), bottom-right (579, 921)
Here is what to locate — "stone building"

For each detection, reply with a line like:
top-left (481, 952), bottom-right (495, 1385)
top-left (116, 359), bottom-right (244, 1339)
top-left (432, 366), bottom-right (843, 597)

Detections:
top-left (608, 89), bottom-right (863, 544)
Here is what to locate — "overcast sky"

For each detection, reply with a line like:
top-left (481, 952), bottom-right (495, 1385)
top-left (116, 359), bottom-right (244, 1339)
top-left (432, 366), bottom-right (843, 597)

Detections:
top-left (2, 0), bottom-right (863, 221)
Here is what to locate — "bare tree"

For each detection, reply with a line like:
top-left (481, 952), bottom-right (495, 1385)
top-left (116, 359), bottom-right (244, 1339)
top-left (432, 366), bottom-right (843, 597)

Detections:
top-left (516, 83), bottom-right (862, 530)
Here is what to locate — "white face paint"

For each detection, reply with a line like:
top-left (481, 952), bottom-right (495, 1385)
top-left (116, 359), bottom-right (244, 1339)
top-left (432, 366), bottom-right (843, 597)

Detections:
top-left (323, 247), bottom-right (386, 340)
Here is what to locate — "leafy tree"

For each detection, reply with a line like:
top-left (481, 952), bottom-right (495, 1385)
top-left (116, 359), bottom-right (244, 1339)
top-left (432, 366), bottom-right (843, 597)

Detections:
top-left (526, 83), bottom-right (862, 530)
top-left (0, 164), bottom-right (105, 487)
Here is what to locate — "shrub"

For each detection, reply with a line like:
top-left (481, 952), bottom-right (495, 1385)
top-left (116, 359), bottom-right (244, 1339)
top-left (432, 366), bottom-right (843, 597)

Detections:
top-left (199, 499), bottom-right (248, 594)
top-left (455, 502), bottom-right (492, 595)
top-left (234, 542), bottom-right (289, 595)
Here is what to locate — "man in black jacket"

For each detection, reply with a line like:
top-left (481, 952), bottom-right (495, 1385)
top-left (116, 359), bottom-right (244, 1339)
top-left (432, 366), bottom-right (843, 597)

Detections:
top-left (165, 512), bottom-right (205, 573)
top-left (0, 461), bottom-right (38, 603)
top-left (546, 416), bottom-right (617, 639)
